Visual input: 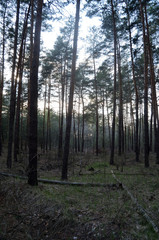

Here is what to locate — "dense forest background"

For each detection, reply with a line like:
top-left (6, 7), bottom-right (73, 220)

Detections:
top-left (0, 0), bottom-right (159, 184)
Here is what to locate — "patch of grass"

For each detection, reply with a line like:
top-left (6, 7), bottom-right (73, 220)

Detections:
top-left (132, 218), bottom-right (159, 240)
top-left (87, 160), bottom-right (109, 170)
top-left (70, 172), bottom-right (116, 184)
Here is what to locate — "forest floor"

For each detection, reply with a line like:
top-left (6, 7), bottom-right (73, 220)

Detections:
top-left (0, 149), bottom-right (159, 240)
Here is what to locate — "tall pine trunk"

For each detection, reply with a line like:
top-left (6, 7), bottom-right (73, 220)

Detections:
top-left (46, 78), bottom-right (51, 151)
top-left (73, 111), bottom-right (77, 153)
top-left (105, 92), bottom-right (111, 148)
top-left (144, 5), bottom-right (159, 164)
top-left (42, 80), bottom-right (47, 152)
top-left (81, 94), bottom-right (85, 152)
top-left (77, 95), bottom-right (81, 152)
top-left (139, 0), bottom-right (149, 167)
top-left (58, 65), bottom-right (65, 160)
top-left (14, 4), bottom-right (30, 161)
top-left (126, 0), bottom-right (139, 162)
top-left (93, 55), bottom-right (99, 156)
top-left (62, 0), bottom-right (80, 180)
top-left (117, 43), bottom-right (124, 156)
top-left (28, 0), bottom-right (43, 185)
top-left (102, 91), bottom-right (105, 150)
top-left (14, 51), bottom-right (24, 162)
top-left (7, 0), bottom-right (20, 168)
top-left (0, 5), bottom-right (6, 156)
top-left (110, 0), bottom-right (117, 165)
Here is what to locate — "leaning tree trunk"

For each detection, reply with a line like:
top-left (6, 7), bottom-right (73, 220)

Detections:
top-left (110, 0), bottom-right (117, 165)
top-left (62, 0), bottom-right (80, 180)
top-left (28, 0), bottom-right (43, 186)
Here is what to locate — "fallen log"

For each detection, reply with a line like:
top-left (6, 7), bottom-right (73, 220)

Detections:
top-left (0, 171), bottom-right (122, 188)
top-left (111, 170), bottom-right (159, 234)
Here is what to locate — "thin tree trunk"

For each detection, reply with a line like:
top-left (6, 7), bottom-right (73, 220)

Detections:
top-left (46, 78), bottom-right (51, 151)
top-left (149, 107), bottom-right (153, 152)
top-left (110, 0), bottom-right (117, 165)
top-left (48, 78), bottom-right (51, 151)
top-left (144, 4), bottom-right (159, 163)
top-left (102, 91), bottom-right (105, 150)
top-left (58, 65), bottom-right (65, 159)
top-left (27, 0), bottom-right (34, 150)
top-left (77, 95), bottom-right (81, 152)
top-left (14, 4), bottom-right (30, 162)
top-left (126, 0), bottom-right (139, 161)
top-left (117, 43), bottom-right (124, 156)
top-left (105, 92), bottom-right (111, 148)
top-left (62, 0), bottom-right (80, 180)
top-left (81, 94), bottom-right (85, 152)
top-left (139, 0), bottom-right (149, 167)
top-left (7, 0), bottom-right (20, 168)
top-left (28, 0), bottom-right (43, 186)
top-left (0, 5), bottom-right (6, 156)
top-left (14, 49), bottom-right (24, 162)
top-left (20, 99), bottom-right (24, 151)
top-left (73, 111), bottom-right (77, 153)
top-left (93, 54), bottom-right (99, 156)
top-left (42, 81), bottom-right (47, 152)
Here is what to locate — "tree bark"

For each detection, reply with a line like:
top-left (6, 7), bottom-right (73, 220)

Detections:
top-left (7, 0), bottom-right (20, 168)
top-left (77, 95), bottom-right (81, 152)
top-left (81, 93), bottom-right (85, 152)
top-left (28, 0), bottom-right (43, 186)
top-left (117, 43), bottom-right (124, 156)
top-left (110, 0), bottom-right (117, 165)
top-left (73, 111), bottom-right (77, 153)
top-left (62, 0), bottom-right (80, 180)
top-left (139, 0), bottom-right (149, 167)
top-left (93, 55), bottom-right (99, 156)
top-left (42, 80), bottom-right (47, 152)
top-left (14, 4), bottom-right (30, 162)
top-left (0, 5), bottom-right (6, 156)
top-left (102, 91), bottom-right (105, 150)
top-left (58, 64), bottom-right (65, 160)
top-left (105, 92), bottom-right (111, 148)
top-left (126, 0), bottom-right (139, 162)
top-left (144, 4), bottom-right (159, 164)
top-left (46, 77), bottom-right (51, 151)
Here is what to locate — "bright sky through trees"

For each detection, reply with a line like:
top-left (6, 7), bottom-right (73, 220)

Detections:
top-left (41, 2), bottom-right (101, 63)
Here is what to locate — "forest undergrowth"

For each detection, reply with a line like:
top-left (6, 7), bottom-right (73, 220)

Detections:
top-left (0, 148), bottom-right (159, 240)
